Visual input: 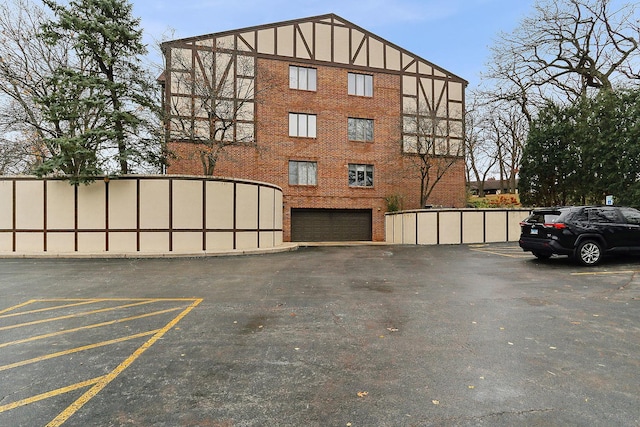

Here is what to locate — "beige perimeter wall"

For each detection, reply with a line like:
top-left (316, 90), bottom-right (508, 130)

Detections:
top-left (0, 176), bottom-right (284, 256)
top-left (385, 209), bottom-right (531, 245)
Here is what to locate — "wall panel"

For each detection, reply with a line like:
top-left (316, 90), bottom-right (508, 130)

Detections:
top-left (485, 211), bottom-right (507, 242)
top-left (0, 181), bottom-right (12, 229)
top-left (108, 180), bottom-right (137, 229)
top-left (16, 181), bottom-right (43, 230)
top-left (259, 186), bottom-right (276, 229)
top-left (462, 211), bottom-right (484, 244)
top-left (140, 179), bottom-right (170, 230)
top-left (47, 233), bottom-right (75, 252)
top-left (173, 180), bottom-right (203, 229)
top-left (78, 183), bottom-right (105, 230)
top-left (207, 181), bottom-right (234, 229)
top-left (15, 233), bottom-right (43, 252)
top-left (47, 181), bottom-right (74, 230)
top-left (416, 213), bottom-right (438, 245)
top-left (0, 233), bottom-right (12, 251)
top-left (236, 184), bottom-right (258, 230)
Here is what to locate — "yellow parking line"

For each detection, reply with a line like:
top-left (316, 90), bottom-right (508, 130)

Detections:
top-left (469, 248), bottom-right (530, 258)
top-left (570, 270), bottom-right (640, 276)
top-left (0, 375), bottom-right (106, 413)
top-left (37, 298), bottom-right (202, 302)
top-left (0, 299), bottom-right (163, 332)
top-left (0, 300), bottom-right (37, 315)
top-left (25, 298), bottom-right (103, 301)
top-left (0, 299), bottom-right (103, 319)
top-left (27, 298), bottom-right (155, 302)
top-left (0, 307), bottom-right (183, 349)
top-left (0, 329), bottom-right (160, 372)
top-left (46, 298), bottom-right (203, 427)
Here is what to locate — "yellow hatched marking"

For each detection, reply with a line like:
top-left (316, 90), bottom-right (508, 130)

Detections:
top-left (0, 300), bottom-right (37, 315)
top-left (0, 329), bottom-right (160, 372)
top-left (0, 376), bottom-right (105, 412)
top-left (0, 299), bottom-right (162, 331)
top-left (0, 307), bottom-right (182, 349)
top-left (46, 298), bottom-right (203, 427)
top-left (0, 298), bottom-right (202, 422)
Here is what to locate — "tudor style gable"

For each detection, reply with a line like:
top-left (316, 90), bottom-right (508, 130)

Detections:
top-left (161, 13), bottom-right (466, 157)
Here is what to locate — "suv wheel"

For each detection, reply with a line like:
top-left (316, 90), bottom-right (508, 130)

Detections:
top-left (576, 240), bottom-right (602, 266)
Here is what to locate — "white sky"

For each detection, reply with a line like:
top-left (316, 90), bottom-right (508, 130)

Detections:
top-left (132, 0), bottom-right (535, 89)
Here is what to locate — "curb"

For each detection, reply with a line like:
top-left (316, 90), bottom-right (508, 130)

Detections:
top-left (0, 243), bottom-right (300, 259)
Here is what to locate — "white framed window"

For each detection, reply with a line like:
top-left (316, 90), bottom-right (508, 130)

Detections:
top-left (289, 161), bottom-right (318, 185)
top-left (348, 73), bottom-right (373, 97)
top-left (289, 66), bottom-right (317, 91)
top-left (289, 113), bottom-right (317, 138)
top-left (348, 118), bottom-right (374, 141)
top-left (348, 164), bottom-right (374, 187)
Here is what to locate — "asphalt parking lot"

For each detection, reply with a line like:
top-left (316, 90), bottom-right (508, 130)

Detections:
top-left (1, 244), bottom-right (639, 427)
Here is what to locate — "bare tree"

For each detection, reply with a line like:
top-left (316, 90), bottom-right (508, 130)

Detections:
top-left (485, 0), bottom-right (639, 105)
top-left (465, 88), bottom-right (529, 197)
top-left (0, 0), bottom-right (73, 171)
top-left (403, 106), bottom-right (463, 207)
top-left (490, 103), bottom-right (528, 193)
top-left (465, 97), bottom-right (499, 197)
top-left (0, 136), bottom-right (33, 174)
top-left (163, 43), bottom-right (265, 175)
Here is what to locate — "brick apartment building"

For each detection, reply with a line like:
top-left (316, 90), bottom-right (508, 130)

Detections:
top-left (161, 14), bottom-right (467, 242)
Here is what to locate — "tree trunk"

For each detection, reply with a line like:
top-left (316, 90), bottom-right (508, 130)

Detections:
top-left (200, 148), bottom-right (218, 176)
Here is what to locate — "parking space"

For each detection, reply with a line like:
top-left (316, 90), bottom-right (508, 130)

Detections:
top-left (472, 243), bottom-right (640, 273)
top-left (0, 298), bottom-right (201, 426)
top-left (0, 245), bottom-right (638, 426)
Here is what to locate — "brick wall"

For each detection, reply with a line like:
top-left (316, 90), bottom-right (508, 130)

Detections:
top-left (168, 57), bottom-right (466, 241)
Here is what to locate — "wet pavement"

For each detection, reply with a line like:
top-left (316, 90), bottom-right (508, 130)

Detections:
top-left (0, 244), bottom-right (639, 426)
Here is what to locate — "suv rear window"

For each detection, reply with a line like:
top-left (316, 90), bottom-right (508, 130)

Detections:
top-left (526, 211), bottom-right (561, 224)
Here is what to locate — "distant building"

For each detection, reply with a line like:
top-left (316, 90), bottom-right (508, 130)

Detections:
top-left (469, 179), bottom-right (519, 196)
top-left (160, 14), bottom-right (467, 242)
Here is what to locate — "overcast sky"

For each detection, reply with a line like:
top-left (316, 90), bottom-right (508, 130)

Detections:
top-left (132, 0), bottom-right (535, 88)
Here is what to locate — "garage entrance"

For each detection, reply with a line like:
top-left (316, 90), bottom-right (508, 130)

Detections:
top-left (291, 209), bottom-right (372, 242)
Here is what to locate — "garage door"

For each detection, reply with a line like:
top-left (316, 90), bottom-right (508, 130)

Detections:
top-left (291, 209), bottom-right (372, 242)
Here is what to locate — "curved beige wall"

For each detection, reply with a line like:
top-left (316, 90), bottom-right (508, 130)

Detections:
top-left (0, 176), bottom-right (286, 257)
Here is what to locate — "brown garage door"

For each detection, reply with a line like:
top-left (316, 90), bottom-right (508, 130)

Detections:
top-left (291, 209), bottom-right (372, 242)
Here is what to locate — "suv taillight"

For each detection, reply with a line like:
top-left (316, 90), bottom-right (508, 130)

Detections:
top-left (544, 223), bottom-right (566, 229)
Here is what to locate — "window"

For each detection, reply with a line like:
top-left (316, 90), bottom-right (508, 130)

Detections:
top-left (289, 161), bottom-right (317, 185)
top-left (620, 207), bottom-right (640, 225)
top-left (348, 164), bottom-right (374, 187)
top-left (348, 73), bottom-right (373, 97)
top-left (348, 118), bottom-right (374, 141)
top-left (289, 113), bottom-right (317, 138)
top-left (289, 66), bottom-right (317, 91)
top-left (587, 208), bottom-right (618, 223)
top-left (527, 212), bottom-right (561, 224)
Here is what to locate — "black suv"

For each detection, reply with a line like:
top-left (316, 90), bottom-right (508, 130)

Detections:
top-left (519, 206), bottom-right (640, 266)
